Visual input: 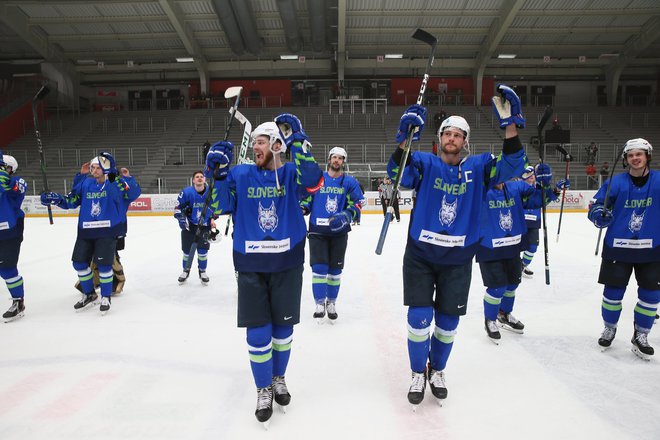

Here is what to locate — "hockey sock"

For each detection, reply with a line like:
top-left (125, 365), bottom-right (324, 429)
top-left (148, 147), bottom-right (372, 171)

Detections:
top-left (602, 285), bottom-right (626, 326)
top-left (0, 267), bottom-right (24, 299)
top-left (522, 246), bottom-right (537, 266)
top-left (326, 268), bottom-right (342, 302)
top-left (634, 288), bottom-right (660, 331)
top-left (407, 306), bottom-right (433, 372)
top-left (483, 287), bottom-right (506, 321)
top-left (272, 324), bottom-right (293, 377)
top-left (246, 324), bottom-right (273, 388)
top-left (311, 264), bottom-right (329, 303)
top-left (73, 262), bottom-right (95, 294)
top-left (430, 312), bottom-right (459, 371)
top-left (500, 284), bottom-right (519, 314)
top-left (97, 264), bottom-right (113, 297)
top-left (181, 253), bottom-right (190, 270)
top-left (197, 250), bottom-right (208, 271)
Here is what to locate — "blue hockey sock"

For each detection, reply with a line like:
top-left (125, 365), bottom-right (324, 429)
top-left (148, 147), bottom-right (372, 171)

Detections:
top-left (484, 287), bottom-right (505, 321)
top-left (429, 312), bottom-right (459, 371)
top-left (602, 285), bottom-right (626, 327)
top-left (0, 267), bottom-right (24, 299)
top-left (73, 261), bottom-right (94, 294)
top-left (500, 284), bottom-right (519, 314)
top-left (246, 324), bottom-right (273, 388)
top-left (311, 264), bottom-right (328, 303)
top-left (634, 288), bottom-right (660, 331)
top-left (97, 264), bottom-right (113, 298)
top-left (326, 268), bottom-right (342, 302)
top-left (197, 250), bottom-right (208, 271)
top-left (272, 325), bottom-right (293, 377)
top-left (522, 247), bottom-right (536, 266)
top-left (407, 306), bottom-right (433, 372)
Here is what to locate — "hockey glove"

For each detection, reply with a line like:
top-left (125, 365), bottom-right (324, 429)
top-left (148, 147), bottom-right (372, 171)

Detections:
top-left (588, 204), bottom-right (613, 229)
top-left (492, 84), bottom-right (526, 129)
top-left (174, 212), bottom-right (189, 231)
top-left (205, 141), bottom-right (234, 180)
top-left (40, 191), bottom-right (64, 207)
top-left (556, 179), bottom-right (570, 191)
top-left (208, 227), bottom-right (220, 243)
top-left (395, 104), bottom-right (426, 143)
top-left (534, 163), bottom-right (553, 186)
top-left (98, 152), bottom-right (116, 176)
top-left (328, 210), bottom-right (352, 233)
top-left (275, 113), bottom-right (309, 148)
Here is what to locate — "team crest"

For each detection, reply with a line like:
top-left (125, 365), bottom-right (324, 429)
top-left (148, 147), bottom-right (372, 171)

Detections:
top-left (499, 209), bottom-right (513, 231)
top-left (258, 201), bottom-right (279, 232)
top-left (439, 195), bottom-right (457, 227)
top-left (90, 200), bottom-right (101, 218)
top-left (325, 195), bottom-right (338, 214)
top-left (629, 210), bottom-right (644, 233)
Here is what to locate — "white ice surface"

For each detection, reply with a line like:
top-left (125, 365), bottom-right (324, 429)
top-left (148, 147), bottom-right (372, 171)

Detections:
top-left (1, 213), bottom-right (658, 440)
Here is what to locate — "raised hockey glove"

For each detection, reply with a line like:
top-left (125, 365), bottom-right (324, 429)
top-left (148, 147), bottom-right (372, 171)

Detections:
top-left (555, 179), bottom-right (570, 191)
top-left (97, 151), bottom-right (116, 176)
top-left (395, 104), bottom-right (426, 143)
top-left (275, 113), bottom-right (309, 148)
top-left (40, 191), bottom-right (64, 207)
top-left (492, 84), bottom-right (526, 129)
top-left (588, 204), bottom-right (613, 229)
top-left (205, 141), bottom-right (234, 180)
top-left (534, 163), bottom-right (553, 186)
top-left (328, 210), bottom-right (352, 233)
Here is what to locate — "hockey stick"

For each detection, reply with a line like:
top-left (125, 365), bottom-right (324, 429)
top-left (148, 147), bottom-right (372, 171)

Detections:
top-left (537, 106), bottom-right (553, 285)
top-left (555, 145), bottom-right (572, 242)
top-left (223, 108), bottom-right (253, 236)
top-left (184, 86), bottom-right (242, 271)
top-left (375, 28), bottom-right (437, 255)
top-left (32, 84), bottom-right (52, 224)
top-left (594, 146), bottom-right (624, 256)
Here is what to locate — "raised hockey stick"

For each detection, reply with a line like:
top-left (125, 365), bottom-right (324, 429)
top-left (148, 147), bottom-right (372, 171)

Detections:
top-left (594, 146), bottom-right (624, 256)
top-left (375, 28), bottom-right (437, 255)
top-left (185, 86), bottom-right (242, 271)
top-left (555, 145), bottom-right (572, 242)
top-left (537, 106), bottom-right (553, 285)
top-left (32, 84), bottom-right (53, 224)
top-left (223, 108), bottom-right (253, 236)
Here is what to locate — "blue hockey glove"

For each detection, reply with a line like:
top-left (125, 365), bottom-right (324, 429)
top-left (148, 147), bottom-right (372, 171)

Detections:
top-left (97, 151), bottom-right (116, 175)
top-left (588, 204), bottom-right (613, 229)
top-left (205, 141), bottom-right (234, 180)
top-left (395, 104), bottom-right (426, 143)
top-left (40, 191), bottom-right (64, 206)
top-left (174, 212), bottom-right (189, 230)
top-left (328, 210), bottom-right (352, 233)
top-left (556, 179), bottom-right (570, 191)
top-left (534, 163), bottom-right (553, 186)
top-left (492, 84), bottom-right (526, 129)
top-left (275, 113), bottom-right (309, 148)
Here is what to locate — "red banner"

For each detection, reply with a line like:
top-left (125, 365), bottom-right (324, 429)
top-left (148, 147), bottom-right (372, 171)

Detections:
top-left (97, 90), bottom-right (117, 97)
top-left (128, 198), bottom-right (152, 211)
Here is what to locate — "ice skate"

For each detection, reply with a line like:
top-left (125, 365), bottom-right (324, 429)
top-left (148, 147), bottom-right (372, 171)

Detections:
top-left (522, 266), bottom-right (534, 279)
top-left (3, 298), bottom-right (25, 323)
top-left (497, 312), bottom-right (525, 334)
top-left (598, 326), bottom-right (616, 351)
top-left (272, 375), bottom-right (290, 413)
top-left (100, 296), bottom-right (111, 315)
top-left (313, 301), bottom-right (326, 323)
top-left (199, 270), bottom-right (209, 284)
top-left (326, 300), bottom-right (338, 323)
top-left (74, 292), bottom-right (98, 311)
top-left (407, 369), bottom-right (426, 409)
top-left (427, 366), bottom-right (447, 404)
top-left (485, 319), bottom-right (501, 344)
top-left (255, 386), bottom-right (273, 428)
top-left (631, 329), bottom-right (654, 361)
top-left (178, 270), bottom-right (190, 283)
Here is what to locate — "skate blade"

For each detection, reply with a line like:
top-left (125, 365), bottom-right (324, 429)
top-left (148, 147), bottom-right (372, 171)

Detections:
top-left (600, 345), bottom-right (611, 353)
top-left (487, 336), bottom-right (500, 345)
top-left (261, 420), bottom-right (271, 430)
top-left (3, 312), bottom-right (25, 323)
top-left (327, 318), bottom-right (337, 325)
top-left (434, 397), bottom-right (444, 407)
top-left (498, 324), bottom-right (524, 334)
top-left (315, 317), bottom-right (325, 325)
top-left (277, 404), bottom-right (288, 414)
top-left (631, 346), bottom-right (651, 361)
top-left (75, 301), bottom-right (99, 312)
top-left (411, 403), bottom-right (420, 412)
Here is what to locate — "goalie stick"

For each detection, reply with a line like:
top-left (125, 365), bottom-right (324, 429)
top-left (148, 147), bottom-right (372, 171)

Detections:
top-left (32, 84), bottom-right (53, 224)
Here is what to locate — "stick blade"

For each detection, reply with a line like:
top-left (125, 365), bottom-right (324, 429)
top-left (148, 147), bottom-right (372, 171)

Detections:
top-left (411, 28), bottom-right (437, 46)
top-left (33, 85), bottom-right (50, 101)
top-left (224, 86), bottom-right (243, 99)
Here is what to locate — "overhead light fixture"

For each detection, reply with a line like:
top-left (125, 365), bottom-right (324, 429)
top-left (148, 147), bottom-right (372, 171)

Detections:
top-left (76, 59), bottom-right (96, 64)
top-left (280, 55), bottom-right (298, 60)
top-left (497, 54), bottom-right (516, 59)
top-left (176, 57), bottom-right (194, 63)
top-left (599, 53), bottom-right (619, 58)
top-left (384, 54), bottom-right (403, 59)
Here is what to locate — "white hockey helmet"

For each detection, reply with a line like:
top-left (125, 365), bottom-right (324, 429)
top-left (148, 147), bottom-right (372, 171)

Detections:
top-left (251, 121), bottom-right (286, 153)
top-left (622, 138), bottom-right (652, 157)
top-left (2, 155), bottom-right (18, 173)
top-left (328, 146), bottom-right (347, 161)
top-left (438, 115), bottom-right (470, 146)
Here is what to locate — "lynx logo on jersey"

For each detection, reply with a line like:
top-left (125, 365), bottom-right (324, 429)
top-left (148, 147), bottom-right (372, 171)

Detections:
top-left (499, 209), bottom-right (513, 231)
top-left (628, 210), bottom-right (644, 233)
top-left (258, 201), bottom-right (279, 232)
top-left (325, 195), bottom-right (338, 214)
top-left (439, 195), bottom-right (457, 227)
top-left (90, 200), bottom-right (101, 218)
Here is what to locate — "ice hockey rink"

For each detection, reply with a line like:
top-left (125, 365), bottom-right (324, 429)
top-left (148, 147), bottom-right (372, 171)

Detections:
top-left (1, 212), bottom-right (658, 440)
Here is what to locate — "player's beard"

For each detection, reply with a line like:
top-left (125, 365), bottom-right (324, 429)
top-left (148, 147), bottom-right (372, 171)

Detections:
top-left (329, 162), bottom-right (341, 172)
top-left (255, 149), bottom-right (274, 169)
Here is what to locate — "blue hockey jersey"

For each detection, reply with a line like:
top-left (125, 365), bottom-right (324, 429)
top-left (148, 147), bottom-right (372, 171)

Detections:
top-left (0, 170), bottom-right (27, 240)
top-left (591, 170), bottom-right (659, 263)
top-left (175, 185), bottom-right (212, 227)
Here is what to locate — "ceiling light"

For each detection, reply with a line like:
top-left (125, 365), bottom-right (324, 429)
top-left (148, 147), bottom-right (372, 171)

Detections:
top-left (76, 59), bottom-right (96, 64)
top-left (384, 54), bottom-right (403, 59)
top-left (599, 53), bottom-right (619, 58)
top-left (497, 54), bottom-right (516, 59)
top-left (176, 57), bottom-right (194, 63)
top-left (280, 55), bottom-right (298, 60)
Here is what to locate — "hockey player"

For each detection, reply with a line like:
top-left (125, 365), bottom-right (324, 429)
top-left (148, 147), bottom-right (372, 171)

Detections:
top-left (174, 170), bottom-right (216, 284)
top-left (588, 138), bottom-right (659, 360)
top-left (478, 165), bottom-right (568, 343)
top-left (205, 114), bottom-right (323, 425)
top-left (0, 153), bottom-right (27, 322)
top-left (387, 84), bottom-right (528, 406)
top-left (300, 146), bottom-right (364, 322)
top-left (520, 166), bottom-right (541, 278)
top-left (41, 151), bottom-right (131, 314)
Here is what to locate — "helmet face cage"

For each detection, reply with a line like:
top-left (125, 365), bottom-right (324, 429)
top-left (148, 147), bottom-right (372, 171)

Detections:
top-left (2, 155), bottom-right (18, 173)
top-left (251, 122), bottom-right (284, 150)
